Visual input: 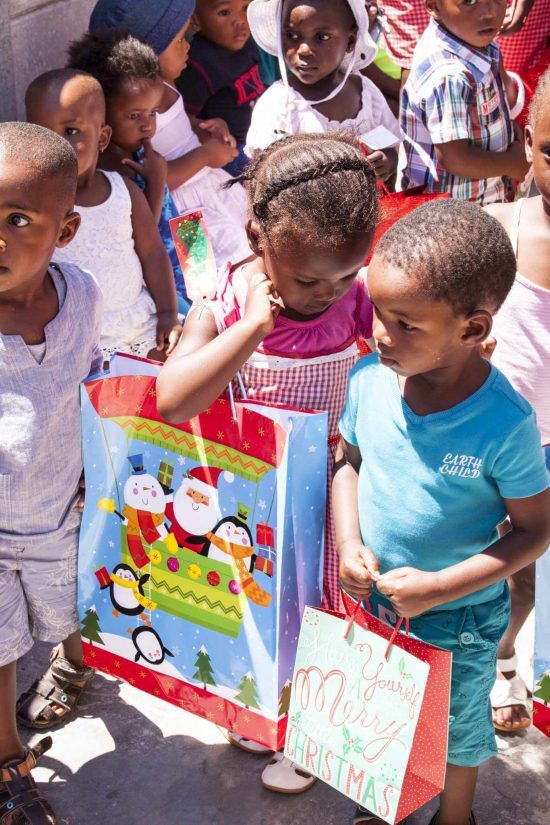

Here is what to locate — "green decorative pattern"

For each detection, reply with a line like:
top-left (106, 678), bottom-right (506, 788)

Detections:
top-left (120, 527), bottom-right (246, 637)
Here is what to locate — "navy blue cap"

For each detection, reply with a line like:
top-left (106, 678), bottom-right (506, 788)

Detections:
top-left (90, 0), bottom-right (195, 55)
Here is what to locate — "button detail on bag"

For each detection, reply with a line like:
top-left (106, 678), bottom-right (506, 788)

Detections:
top-left (460, 631), bottom-right (475, 645)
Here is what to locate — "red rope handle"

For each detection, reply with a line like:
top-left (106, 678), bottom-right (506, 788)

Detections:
top-left (384, 616), bottom-right (411, 659)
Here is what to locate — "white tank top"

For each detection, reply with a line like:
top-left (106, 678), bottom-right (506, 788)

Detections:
top-left (491, 199), bottom-right (550, 445)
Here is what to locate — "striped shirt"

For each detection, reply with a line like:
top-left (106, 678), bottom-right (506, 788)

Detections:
top-left (398, 19), bottom-right (516, 204)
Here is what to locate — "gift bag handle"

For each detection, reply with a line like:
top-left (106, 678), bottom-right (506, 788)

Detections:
top-left (227, 371), bottom-right (248, 420)
top-left (342, 591), bottom-right (410, 660)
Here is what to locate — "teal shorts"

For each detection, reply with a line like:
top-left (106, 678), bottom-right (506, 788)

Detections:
top-left (367, 586), bottom-right (510, 767)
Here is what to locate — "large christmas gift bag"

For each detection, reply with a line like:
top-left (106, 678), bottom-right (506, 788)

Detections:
top-left (78, 354), bottom-right (328, 749)
top-left (533, 529), bottom-right (550, 738)
top-left (284, 594), bottom-right (451, 824)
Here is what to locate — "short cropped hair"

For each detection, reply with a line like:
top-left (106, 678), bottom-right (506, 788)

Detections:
top-left (528, 68), bottom-right (550, 127)
top-left (375, 200), bottom-right (516, 315)
top-left (67, 29), bottom-right (161, 98)
top-left (25, 68), bottom-right (105, 118)
top-left (0, 121), bottom-right (78, 209)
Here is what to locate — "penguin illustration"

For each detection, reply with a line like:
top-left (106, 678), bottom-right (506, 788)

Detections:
top-left (205, 503), bottom-right (257, 572)
top-left (131, 626), bottom-right (173, 665)
top-left (96, 563), bottom-right (157, 623)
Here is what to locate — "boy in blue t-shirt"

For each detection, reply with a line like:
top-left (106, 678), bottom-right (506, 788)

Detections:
top-left (334, 200), bottom-right (550, 825)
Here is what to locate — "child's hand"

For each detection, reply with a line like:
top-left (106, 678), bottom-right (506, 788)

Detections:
top-left (199, 118), bottom-right (237, 148)
top-left (339, 540), bottom-right (379, 600)
top-left (243, 272), bottom-right (283, 336)
top-left (156, 312), bottom-right (183, 355)
top-left (367, 150), bottom-right (393, 182)
top-left (122, 138), bottom-right (168, 187)
top-left (76, 474), bottom-right (86, 512)
top-left (376, 567), bottom-right (441, 617)
top-left (202, 137), bottom-right (238, 168)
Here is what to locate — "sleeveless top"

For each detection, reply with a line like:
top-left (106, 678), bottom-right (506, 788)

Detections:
top-left (205, 264), bottom-right (373, 611)
top-left (0, 263), bottom-right (102, 538)
top-left (52, 171), bottom-right (157, 358)
top-left (491, 199), bottom-right (550, 445)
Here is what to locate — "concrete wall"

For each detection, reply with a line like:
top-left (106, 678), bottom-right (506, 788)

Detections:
top-left (0, 0), bottom-right (96, 121)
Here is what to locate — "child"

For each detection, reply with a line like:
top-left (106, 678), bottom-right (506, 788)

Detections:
top-left (245, 0), bottom-right (402, 181)
top-left (66, 32), bottom-right (188, 307)
top-left (0, 122), bottom-right (102, 822)
top-left (177, 0), bottom-right (267, 176)
top-left (399, 0), bottom-right (530, 203)
top-left (334, 200), bottom-right (550, 825)
top-left (157, 132), bottom-right (379, 791)
top-left (26, 68), bottom-right (180, 363)
top-left (89, 0), bottom-right (253, 269)
top-left (485, 69), bottom-right (550, 732)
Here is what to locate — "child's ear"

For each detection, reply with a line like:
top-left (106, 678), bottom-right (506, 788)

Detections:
top-left (99, 124), bottom-right (112, 153)
top-left (56, 211), bottom-right (81, 248)
top-left (424, 0), bottom-right (441, 21)
top-left (191, 11), bottom-right (200, 32)
top-left (460, 310), bottom-right (493, 348)
top-left (346, 28), bottom-right (358, 54)
top-left (246, 219), bottom-right (264, 257)
top-left (524, 125), bottom-right (534, 164)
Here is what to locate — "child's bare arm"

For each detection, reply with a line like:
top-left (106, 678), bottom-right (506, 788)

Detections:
top-left (156, 272), bottom-right (279, 423)
top-left (377, 488), bottom-right (550, 616)
top-left (124, 179), bottom-right (180, 353)
top-left (333, 437), bottom-right (380, 599)
top-left (435, 137), bottom-right (530, 182)
top-left (166, 140), bottom-right (238, 190)
top-left (121, 139), bottom-right (167, 223)
top-left (367, 147), bottom-right (398, 182)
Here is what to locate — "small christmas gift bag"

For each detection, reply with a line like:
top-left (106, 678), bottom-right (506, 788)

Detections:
top-left (284, 594), bottom-right (451, 824)
top-left (78, 354), bottom-right (328, 749)
top-left (169, 210), bottom-right (218, 301)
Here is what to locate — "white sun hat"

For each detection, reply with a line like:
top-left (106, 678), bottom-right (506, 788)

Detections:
top-left (248, 0), bottom-right (377, 105)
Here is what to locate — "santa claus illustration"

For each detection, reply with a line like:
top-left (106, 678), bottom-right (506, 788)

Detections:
top-left (164, 466), bottom-right (233, 554)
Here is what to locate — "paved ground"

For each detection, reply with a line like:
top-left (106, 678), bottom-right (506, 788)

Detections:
top-left (18, 615), bottom-right (549, 825)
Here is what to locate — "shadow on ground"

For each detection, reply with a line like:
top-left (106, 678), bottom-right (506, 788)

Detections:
top-left (17, 642), bottom-right (550, 825)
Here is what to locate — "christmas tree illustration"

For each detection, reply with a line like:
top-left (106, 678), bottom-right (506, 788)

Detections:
top-left (278, 680), bottom-right (292, 716)
top-left (534, 671), bottom-right (550, 705)
top-left (81, 607), bottom-right (105, 646)
top-left (193, 645), bottom-right (217, 689)
top-left (235, 672), bottom-right (260, 710)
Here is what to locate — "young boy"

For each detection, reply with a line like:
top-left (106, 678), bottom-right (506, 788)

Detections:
top-left (398, 0), bottom-right (530, 203)
top-left (333, 200), bottom-right (550, 825)
top-left (176, 0), bottom-right (265, 175)
top-left (0, 122), bottom-right (102, 821)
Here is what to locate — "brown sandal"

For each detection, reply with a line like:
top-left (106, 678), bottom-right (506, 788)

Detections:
top-left (16, 648), bottom-right (94, 731)
top-left (0, 737), bottom-right (56, 824)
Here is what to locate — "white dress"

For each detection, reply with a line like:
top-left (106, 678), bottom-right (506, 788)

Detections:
top-left (52, 171), bottom-right (157, 359)
top-left (152, 85), bottom-right (251, 267)
top-left (245, 74), bottom-right (402, 155)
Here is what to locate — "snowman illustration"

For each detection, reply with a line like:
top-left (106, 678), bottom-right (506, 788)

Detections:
top-left (164, 466), bottom-right (233, 554)
top-left (96, 563), bottom-right (156, 622)
top-left (131, 626), bottom-right (173, 665)
top-left (98, 454), bottom-right (177, 569)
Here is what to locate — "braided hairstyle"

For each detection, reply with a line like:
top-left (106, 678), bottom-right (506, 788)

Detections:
top-left (231, 133), bottom-right (379, 250)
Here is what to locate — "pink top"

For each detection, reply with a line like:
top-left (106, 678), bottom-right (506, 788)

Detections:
top-left (209, 264), bottom-right (373, 359)
top-left (491, 200), bottom-right (550, 445)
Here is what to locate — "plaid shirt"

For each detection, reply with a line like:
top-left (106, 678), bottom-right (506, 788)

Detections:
top-left (398, 20), bottom-right (515, 204)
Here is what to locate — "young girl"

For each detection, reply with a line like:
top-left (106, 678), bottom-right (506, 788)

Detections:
top-left (26, 69), bottom-right (180, 362)
top-left (245, 0), bottom-right (402, 181)
top-left (485, 69), bottom-right (550, 733)
top-left (157, 132), bottom-right (379, 791)
top-left (89, 0), bottom-right (253, 270)
top-left (334, 200), bottom-right (550, 825)
top-left (67, 30), bottom-right (188, 306)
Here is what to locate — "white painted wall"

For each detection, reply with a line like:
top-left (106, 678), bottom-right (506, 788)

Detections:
top-left (1, 0), bottom-right (96, 120)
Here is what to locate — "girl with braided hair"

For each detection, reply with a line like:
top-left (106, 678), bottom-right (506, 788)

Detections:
top-left (158, 132), bottom-right (378, 792)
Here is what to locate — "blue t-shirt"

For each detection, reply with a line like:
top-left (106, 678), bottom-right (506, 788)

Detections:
top-left (339, 355), bottom-right (548, 611)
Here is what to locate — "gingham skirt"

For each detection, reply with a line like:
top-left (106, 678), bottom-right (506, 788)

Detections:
top-left (233, 345), bottom-right (359, 611)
